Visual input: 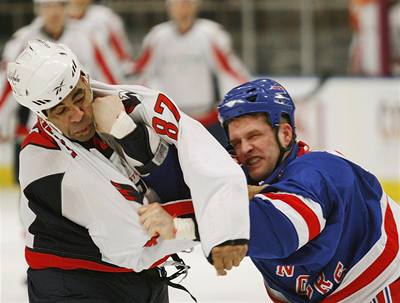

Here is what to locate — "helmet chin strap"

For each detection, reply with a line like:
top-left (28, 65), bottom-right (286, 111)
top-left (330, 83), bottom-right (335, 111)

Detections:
top-left (272, 125), bottom-right (295, 172)
top-left (36, 110), bottom-right (63, 135)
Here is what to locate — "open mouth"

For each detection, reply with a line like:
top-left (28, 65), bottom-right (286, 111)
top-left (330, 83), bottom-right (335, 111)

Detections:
top-left (245, 156), bottom-right (262, 168)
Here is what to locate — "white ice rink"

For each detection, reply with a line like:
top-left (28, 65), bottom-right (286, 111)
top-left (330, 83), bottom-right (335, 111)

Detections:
top-left (1, 188), bottom-right (272, 303)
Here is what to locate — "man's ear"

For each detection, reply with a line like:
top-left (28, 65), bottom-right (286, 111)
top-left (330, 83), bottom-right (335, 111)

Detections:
top-left (81, 73), bottom-right (89, 85)
top-left (278, 123), bottom-right (293, 149)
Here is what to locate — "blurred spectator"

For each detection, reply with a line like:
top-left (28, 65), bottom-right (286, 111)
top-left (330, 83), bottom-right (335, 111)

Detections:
top-left (132, 0), bottom-right (250, 146)
top-left (389, 0), bottom-right (400, 75)
top-left (68, 0), bottom-right (135, 83)
top-left (348, 0), bottom-right (382, 75)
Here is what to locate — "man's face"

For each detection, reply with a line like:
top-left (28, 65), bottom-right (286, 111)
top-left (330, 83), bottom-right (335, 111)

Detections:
top-left (47, 76), bottom-right (96, 142)
top-left (228, 114), bottom-right (281, 182)
top-left (167, 0), bottom-right (198, 25)
top-left (68, 0), bottom-right (91, 17)
top-left (38, 2), bottom-right (66, 36)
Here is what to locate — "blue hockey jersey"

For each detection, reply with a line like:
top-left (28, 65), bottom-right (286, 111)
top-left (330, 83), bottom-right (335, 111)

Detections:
top-left (250, 142), bottom-right (400, 303)
top-left (143, 140), bottom-right (400, 302)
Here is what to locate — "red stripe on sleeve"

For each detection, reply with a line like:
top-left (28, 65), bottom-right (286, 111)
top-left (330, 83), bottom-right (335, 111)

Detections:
top-left (263, 192), bottom-right (321, 241)
top-left (211, 43), bottom-right (248, 84)
top-left (162, 200), bottom-right (194, 217)
top-left (0, 81), bottom-right (12, 110)
top-left (93, 43), bottom-right (117, 84)
top-left (109, 30), bottom-right (129, 61)
top-left (322, 201), bottom-right (399, 302)
top-left (134, 47), bottom-right (152, 73)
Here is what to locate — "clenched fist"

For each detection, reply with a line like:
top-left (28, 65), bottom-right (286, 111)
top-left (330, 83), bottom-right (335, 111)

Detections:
top-left (138, 203), bottom-right (176, 240)
top-left (92, 95), bottom-right (124, 134)
top-left (211, 243), bottom-right (248, 276)
top-left (248, 184), bottom-right (268, 199)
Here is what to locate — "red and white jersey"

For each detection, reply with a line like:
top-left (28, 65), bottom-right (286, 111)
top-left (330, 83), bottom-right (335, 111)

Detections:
top-left (134, 19), bottom-right (250, 117)
top-left (69, 4), bottom-right (134, 84)
top-left (19, 81), bottom-right (249, 271)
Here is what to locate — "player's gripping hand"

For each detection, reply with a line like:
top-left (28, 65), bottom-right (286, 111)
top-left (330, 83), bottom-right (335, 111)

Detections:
top-left (248, 184), bottom-right (268, 199)
top-left (138, 203), bottom-right (176, 240)
top-left (210, 241), bottom-right (248, 276)
top-left (93, 95), bottom-right (136, 138)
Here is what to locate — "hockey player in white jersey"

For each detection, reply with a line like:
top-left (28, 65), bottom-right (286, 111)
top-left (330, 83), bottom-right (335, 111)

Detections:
top-left (68, 0), bottom-right (135, 83)
top-left (7, 39), bottom-right (249, 302)
top-left (133, 0), bottom-right (250, 146)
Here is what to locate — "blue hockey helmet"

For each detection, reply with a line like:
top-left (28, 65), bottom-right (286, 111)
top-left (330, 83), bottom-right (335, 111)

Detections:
top-left (218, 78), bottom-right (295, 129)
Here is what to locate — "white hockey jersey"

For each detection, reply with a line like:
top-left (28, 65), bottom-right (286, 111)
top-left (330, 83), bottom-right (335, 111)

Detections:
top-left (134, 19), bottom-right (250, 118)
top-left (19, 81), bottom-right (250, 271)
top-left (69, 4), bottom-right (134, 84)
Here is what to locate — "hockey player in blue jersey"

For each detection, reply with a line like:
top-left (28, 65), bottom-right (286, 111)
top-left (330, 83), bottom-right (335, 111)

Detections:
top-left (216, 78), bottom-right (400, 302)
top-left (141, 78), bottom-right (400, 302)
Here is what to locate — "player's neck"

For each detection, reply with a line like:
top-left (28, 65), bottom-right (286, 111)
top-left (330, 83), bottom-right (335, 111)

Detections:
top-left (42, 26), bottom-right (64, 40)
top-left (176, 19), bottom-right (195, 34)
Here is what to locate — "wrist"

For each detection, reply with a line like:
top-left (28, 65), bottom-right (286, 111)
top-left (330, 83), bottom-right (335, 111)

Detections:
top-left (173, 218), bottom-right (196, 240)
top-left (110, 111), bottom-right (137, 139)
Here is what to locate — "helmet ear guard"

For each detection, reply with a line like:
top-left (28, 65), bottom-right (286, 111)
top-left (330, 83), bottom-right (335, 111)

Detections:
top-left (7, 39), bottom-right (88, 116)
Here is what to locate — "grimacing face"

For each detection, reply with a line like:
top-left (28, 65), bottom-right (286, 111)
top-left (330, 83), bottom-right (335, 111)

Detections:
top-left (47, 76), bottom-right (96, 142)
top-left (228, 113), bottom-right (293, 182)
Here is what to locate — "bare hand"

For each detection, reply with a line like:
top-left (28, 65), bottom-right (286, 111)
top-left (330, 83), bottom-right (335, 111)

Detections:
top-left (92, 95), bottom-right (124, 134)
top-left (248, 184), bottom-right (268, 199)
top-left (211, 244), bottom-right (248, 276)
top-left (138, 203), bottom-right (176, 239)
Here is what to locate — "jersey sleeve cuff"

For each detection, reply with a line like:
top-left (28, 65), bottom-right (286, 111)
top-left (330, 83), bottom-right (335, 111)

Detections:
top-left (110, 111), bottom-right (137, 139)
top-left (173, 218), bottom-right (196, 240)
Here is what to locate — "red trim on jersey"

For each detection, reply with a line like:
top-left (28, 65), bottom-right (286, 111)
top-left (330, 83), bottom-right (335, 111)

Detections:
top-left (192, 109), bottom-right (219, 127)
top-left (376, 291), bottom-right (386, 303)
top-left (25, 247), bottom-right (170, 272)
top-left (26, 247), bottom-right (132, 272)
top-left (162, 200), bottom-right (194, 217)
top-left (296, 141), bottom-right (310, 157)
top-left (322, 201), bottom-right (399, 302)
top-left (211, 43), bottom-right (248, 84)
top-left (134, 47), bottom-right (152, 73)
top-left (93, 43), bottom-right (117, 84)
top-left (264, 283), bottom-right (289, 303)
top-left (109, 30), bottom-right (129, 60)
top-left (370, 279), bottom-right (400, 303)
top-left (21, 122), bottom-right (59, 150)
top-left (267, 295), bottom-right (288, 303)
top-left (16, 124), bottom-right (30, 138)
top-left (388, 278), bottom-right (400, 302)
top-left (263, 192), bottom-right (321, 241)
top-left (0, 81), bottom-right (12, 110)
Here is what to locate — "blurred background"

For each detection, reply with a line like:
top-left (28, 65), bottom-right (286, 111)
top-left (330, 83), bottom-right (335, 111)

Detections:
top-left (0, 0), bottom-right (399, 302)
top-left (0, 0), bottom-right (388, 76)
